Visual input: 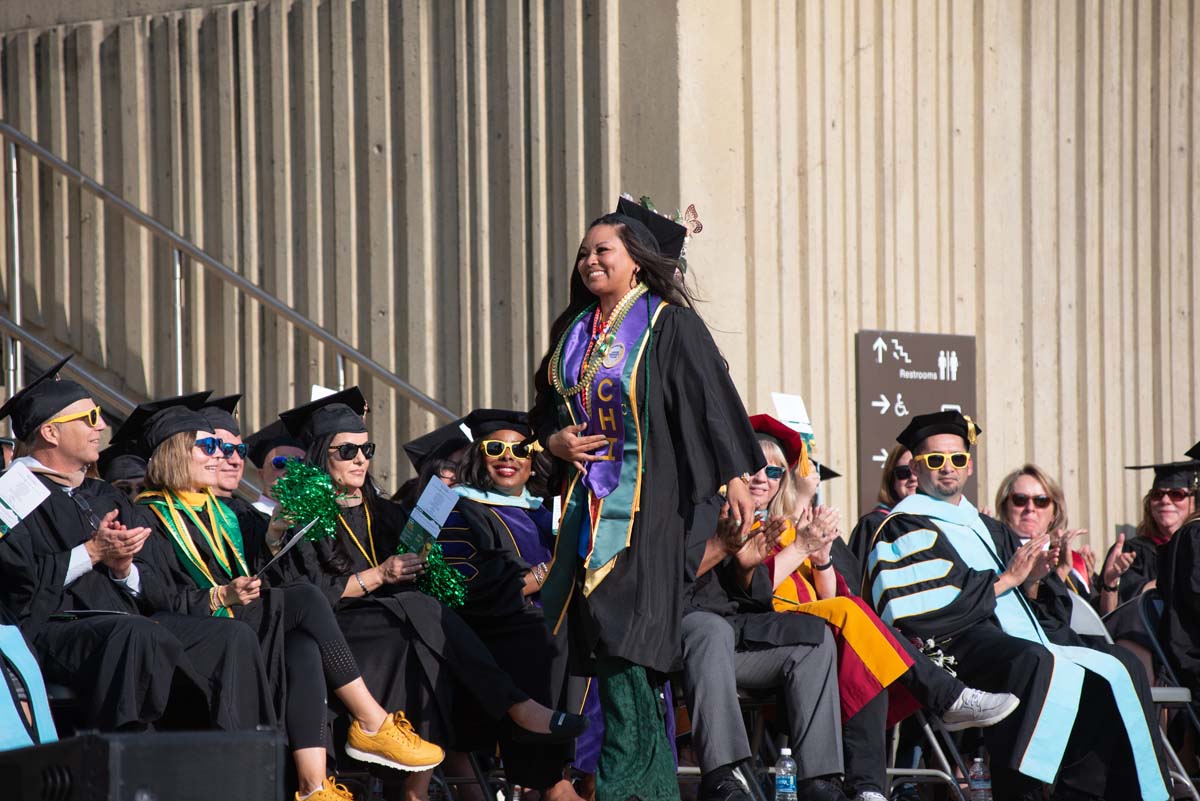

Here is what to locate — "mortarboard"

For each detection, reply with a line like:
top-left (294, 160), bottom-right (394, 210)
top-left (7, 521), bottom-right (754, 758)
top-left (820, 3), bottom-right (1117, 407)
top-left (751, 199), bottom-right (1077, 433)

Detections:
top-left (245, 419), bottom-right (304, 469)
top-left (199, 394), bottom-right (242, 436)
top-left (615, 195), bottom-right (689, 261)
top-left (897, 410), bottom-right (982, 452)
top-left (97, 440), bottom-right (147, 482)
top-left (403, 418), bottom-right (471, 472)
top-left (461, 409), bottom-right (532, 441)
top-left (0, 355), bottom-right (92, 440)
top-left (279, 386), bottom-right (368, 443)
top-left (1124, 460), bottom-right (1200, 491)
top-left (109, 391), bottom-right (212, 446)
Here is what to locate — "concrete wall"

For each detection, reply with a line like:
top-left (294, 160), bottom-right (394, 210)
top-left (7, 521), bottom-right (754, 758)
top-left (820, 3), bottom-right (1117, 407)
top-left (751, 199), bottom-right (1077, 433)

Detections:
top-left (0, 0), bottom-right (1196, 551)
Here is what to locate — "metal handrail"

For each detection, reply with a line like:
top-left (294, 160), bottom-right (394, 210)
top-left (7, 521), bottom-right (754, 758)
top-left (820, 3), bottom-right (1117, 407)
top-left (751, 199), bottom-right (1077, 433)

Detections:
top-left (0, 119), bottom-right (456, 421)
top-left (0, 314), bottom-right (138, 415)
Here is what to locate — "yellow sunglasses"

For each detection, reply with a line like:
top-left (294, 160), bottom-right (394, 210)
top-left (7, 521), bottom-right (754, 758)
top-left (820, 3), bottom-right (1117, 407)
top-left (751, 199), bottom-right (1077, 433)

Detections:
top-left (913, 451), bottom-right (971, 470)
top-left (47, 405), bottom-right (102, 428)
top-left (479, 439), bottom-right (540, 460)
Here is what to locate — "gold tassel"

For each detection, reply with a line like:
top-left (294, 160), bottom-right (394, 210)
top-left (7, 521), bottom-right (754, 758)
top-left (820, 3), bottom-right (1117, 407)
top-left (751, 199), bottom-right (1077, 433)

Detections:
top-left (963, 414), bottom-right (979, 446)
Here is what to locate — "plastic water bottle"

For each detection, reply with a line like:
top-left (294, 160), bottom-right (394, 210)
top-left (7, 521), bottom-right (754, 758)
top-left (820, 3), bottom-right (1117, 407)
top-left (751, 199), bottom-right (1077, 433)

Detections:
top-left (774, 747), bottom-right (798, 801)
top-left (967, 756), bottom-right (992, 801)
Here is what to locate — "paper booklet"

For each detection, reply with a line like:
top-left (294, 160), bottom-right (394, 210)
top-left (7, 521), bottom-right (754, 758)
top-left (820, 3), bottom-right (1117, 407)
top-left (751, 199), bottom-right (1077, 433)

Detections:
top-left (0, 462), bottom-right (51, 535)
top-left (398, 478), bottom-right (459, 556)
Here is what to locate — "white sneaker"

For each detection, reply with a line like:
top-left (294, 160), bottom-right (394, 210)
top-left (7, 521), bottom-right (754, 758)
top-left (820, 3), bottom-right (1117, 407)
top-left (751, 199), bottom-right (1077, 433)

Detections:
top-left (940, 687), bottom-right (1020, 731)
top-left (854, 792), bottom-right (890, 801)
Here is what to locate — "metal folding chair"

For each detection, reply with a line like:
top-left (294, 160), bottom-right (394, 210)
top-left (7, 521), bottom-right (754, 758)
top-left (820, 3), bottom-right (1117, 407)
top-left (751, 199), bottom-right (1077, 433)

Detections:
top-left (1136, 590), bottom-right (1200, 801)
top-left (885, 710), bottom-right (969, 801)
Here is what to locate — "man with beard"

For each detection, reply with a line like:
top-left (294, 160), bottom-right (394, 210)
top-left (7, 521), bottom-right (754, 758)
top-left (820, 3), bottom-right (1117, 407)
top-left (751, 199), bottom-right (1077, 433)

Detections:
top-left (866, 411), bottom-right (1168, 801)
top-left (0, 360), bottom-right (273, 732)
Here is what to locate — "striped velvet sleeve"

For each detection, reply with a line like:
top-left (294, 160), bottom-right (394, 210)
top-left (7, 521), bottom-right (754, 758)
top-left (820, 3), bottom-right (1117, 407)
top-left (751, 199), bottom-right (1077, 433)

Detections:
top-left (866, 514), bottom-right (997, 642)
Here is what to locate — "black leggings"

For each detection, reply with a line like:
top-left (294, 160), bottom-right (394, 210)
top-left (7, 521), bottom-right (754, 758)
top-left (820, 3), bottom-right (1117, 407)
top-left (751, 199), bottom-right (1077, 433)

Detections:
top-left (280, 583), bottom-right (362, 749)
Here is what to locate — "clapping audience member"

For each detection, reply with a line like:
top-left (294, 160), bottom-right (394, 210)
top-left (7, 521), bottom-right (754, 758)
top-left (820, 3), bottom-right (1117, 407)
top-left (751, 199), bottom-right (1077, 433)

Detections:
top-left (134, 397), bottom-right (444, 801)
top-left (1155, 446), bottom-right (1200, 692)
top-left (750, 416), bottom-right (1017, 801)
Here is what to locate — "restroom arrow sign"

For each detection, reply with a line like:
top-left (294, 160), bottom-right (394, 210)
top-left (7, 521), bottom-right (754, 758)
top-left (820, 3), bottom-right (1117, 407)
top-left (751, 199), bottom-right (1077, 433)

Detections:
top-left (871, 395), bottom-right (890, 415)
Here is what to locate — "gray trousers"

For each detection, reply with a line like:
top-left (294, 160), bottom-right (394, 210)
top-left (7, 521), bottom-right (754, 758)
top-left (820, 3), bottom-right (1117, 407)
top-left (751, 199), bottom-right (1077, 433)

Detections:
top-left (681, 611), bottom-right (844, 781)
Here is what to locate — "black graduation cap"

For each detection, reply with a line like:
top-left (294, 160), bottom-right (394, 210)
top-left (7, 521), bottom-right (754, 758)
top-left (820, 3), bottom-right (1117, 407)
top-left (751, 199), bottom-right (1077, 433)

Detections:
top-left (897, 410), bottom-right (982, 452)
top-left (461, 409), bottom-right (532, 440)
top-left (810, 460), bottom-right (841, 482)
top-left (279, 387), bottom-right (369, 443)
top-left (0, 355), bottom-right (93, 440)
top-left (403, 418), bottom-right (471, 472)
top-left (1124, 460), bottom-right (1200, 491)
top-left (1187, 441), bottom-right (1200, 462)
top-left (97, 441), bottom-right (147, 483)
top-left (109, 391), bottom-right (212, 446)
top-left (244, 419), bottom-right (305, 469)
top-left (615, 195), bottom-right (688, 260)
top-left (199, 393), bottom-right (242, 436)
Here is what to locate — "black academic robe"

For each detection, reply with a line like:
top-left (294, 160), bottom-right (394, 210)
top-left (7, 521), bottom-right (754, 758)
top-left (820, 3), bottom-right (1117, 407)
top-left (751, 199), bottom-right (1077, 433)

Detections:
top-left (140, 500), bottom-right (287, 726)
top-left (438, 496), bottom-right (572, 788)
top-left (683, 494), bottom-right (827, 648)
top-left (0, 476), bottom-right (270, 732)
top-left (870, 505), bottom-right (1167, 799)
top-left (846, 507), bottom-right (890, 595)
top-left (533, 305), bottom-right (764, 675)
top-left (1104, 533), bottom-right (1160, 605)
top-left (269, 498), bottom-right (529, 752)
top-left (1155, 520), bottom-right (1200, 688)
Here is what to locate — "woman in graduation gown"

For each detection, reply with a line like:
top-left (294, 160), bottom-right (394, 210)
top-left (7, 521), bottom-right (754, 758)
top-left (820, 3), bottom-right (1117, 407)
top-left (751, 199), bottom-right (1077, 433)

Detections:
top-left (531, 196), bottom-right (762, 801)
top-left (1155, 443), bottom-right (1200, 692)
top-left (437, 408), bottom-right (587, 798)
top-left (133, 403), bottom-right (444, 801)
top-left (269, 390), bottom-right (585, 801)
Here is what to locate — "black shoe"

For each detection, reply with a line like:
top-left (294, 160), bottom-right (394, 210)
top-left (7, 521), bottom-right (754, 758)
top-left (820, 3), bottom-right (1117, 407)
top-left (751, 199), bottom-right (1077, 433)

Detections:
top-left (509, 710), bottom-right (589, 744)
top-left (796, 777), bottom-right (850, 801)
top-left (698, 764), bottom-right (754, 801)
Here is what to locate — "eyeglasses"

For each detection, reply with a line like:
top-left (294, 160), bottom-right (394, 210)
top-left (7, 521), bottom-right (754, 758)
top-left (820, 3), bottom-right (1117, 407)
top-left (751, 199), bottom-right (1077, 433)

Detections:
top-left (48, 405), bottom-right (102, 428)
top-left (763, 465), bottom-right (786, 480)
top-left (480, 440), bottom-right (534, 460)
top-left (1010, 493), bottom-right (1053, 509)
top-left (270, 455), bottom-right (292, 470)
top-left (328, 442), bottom-right (376, 461)
top-left (913, 451), bottom-right (971, 470)
top-left (195, 437), bottom-right (224, 456)
top-left (893, 465), bottom-right (914, 481)
top-left (1150, 488), bottom-right (1191, 503)
top-left (218, 442), bottom-right (248, 460)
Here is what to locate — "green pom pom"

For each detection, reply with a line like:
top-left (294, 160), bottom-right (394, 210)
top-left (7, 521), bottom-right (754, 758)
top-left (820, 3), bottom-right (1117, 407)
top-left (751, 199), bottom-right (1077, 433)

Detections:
top-left (272, 459), bottom-right (345, 542)
top-left (396, 540), bottom-right (467, 608)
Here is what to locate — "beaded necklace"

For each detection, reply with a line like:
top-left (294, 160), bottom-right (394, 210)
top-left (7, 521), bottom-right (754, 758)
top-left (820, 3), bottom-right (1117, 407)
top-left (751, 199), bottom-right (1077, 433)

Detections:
top-left (549, 282), bottom-right (648, 412)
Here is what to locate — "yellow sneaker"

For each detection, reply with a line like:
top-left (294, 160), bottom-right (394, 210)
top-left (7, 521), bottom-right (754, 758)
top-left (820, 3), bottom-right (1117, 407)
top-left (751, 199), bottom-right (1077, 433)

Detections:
top-left (295, 776), bottom-right (354, 801)
top-left (344, 711), bottom-right (444, 772)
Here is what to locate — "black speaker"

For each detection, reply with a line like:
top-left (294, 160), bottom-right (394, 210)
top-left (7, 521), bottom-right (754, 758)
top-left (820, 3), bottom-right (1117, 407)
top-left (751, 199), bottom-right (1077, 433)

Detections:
top-left (2, 728), bottom-right (285, 801)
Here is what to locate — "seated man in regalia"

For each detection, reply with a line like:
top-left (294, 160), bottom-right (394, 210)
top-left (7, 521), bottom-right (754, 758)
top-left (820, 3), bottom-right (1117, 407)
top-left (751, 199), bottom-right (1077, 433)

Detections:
top-left (865, 410), bottom-right (1168, 801)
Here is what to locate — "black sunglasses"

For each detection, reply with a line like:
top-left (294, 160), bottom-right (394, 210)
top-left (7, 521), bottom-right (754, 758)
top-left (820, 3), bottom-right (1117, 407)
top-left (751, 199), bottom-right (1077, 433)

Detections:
top-left (219, 442), bottom-right (248, 460)
top-left (1010, 493), bottom-right (1053, 509)
top-left (328, 442), bottom-right (376, 461)
top-left (894, 465), bottom-right (913, 481)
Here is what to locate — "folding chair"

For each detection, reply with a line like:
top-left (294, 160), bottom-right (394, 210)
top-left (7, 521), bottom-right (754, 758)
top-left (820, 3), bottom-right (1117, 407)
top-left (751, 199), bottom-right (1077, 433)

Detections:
top-left (1136, 590), bottom-right (1200, 801)
top-left (885, 710), bottom-right (969, 801)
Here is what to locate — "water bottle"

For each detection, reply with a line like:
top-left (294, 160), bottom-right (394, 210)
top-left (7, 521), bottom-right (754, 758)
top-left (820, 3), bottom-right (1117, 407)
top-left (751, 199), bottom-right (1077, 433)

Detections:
top-left (774, 747), bottom-right (798, 801)
top-left (967, 756), bottom-right (992, 801)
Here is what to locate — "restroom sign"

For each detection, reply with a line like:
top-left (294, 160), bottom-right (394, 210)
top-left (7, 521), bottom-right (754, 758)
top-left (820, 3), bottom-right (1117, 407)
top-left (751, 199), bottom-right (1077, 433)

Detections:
top-left (855, 330), bottom-right (978, 516)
